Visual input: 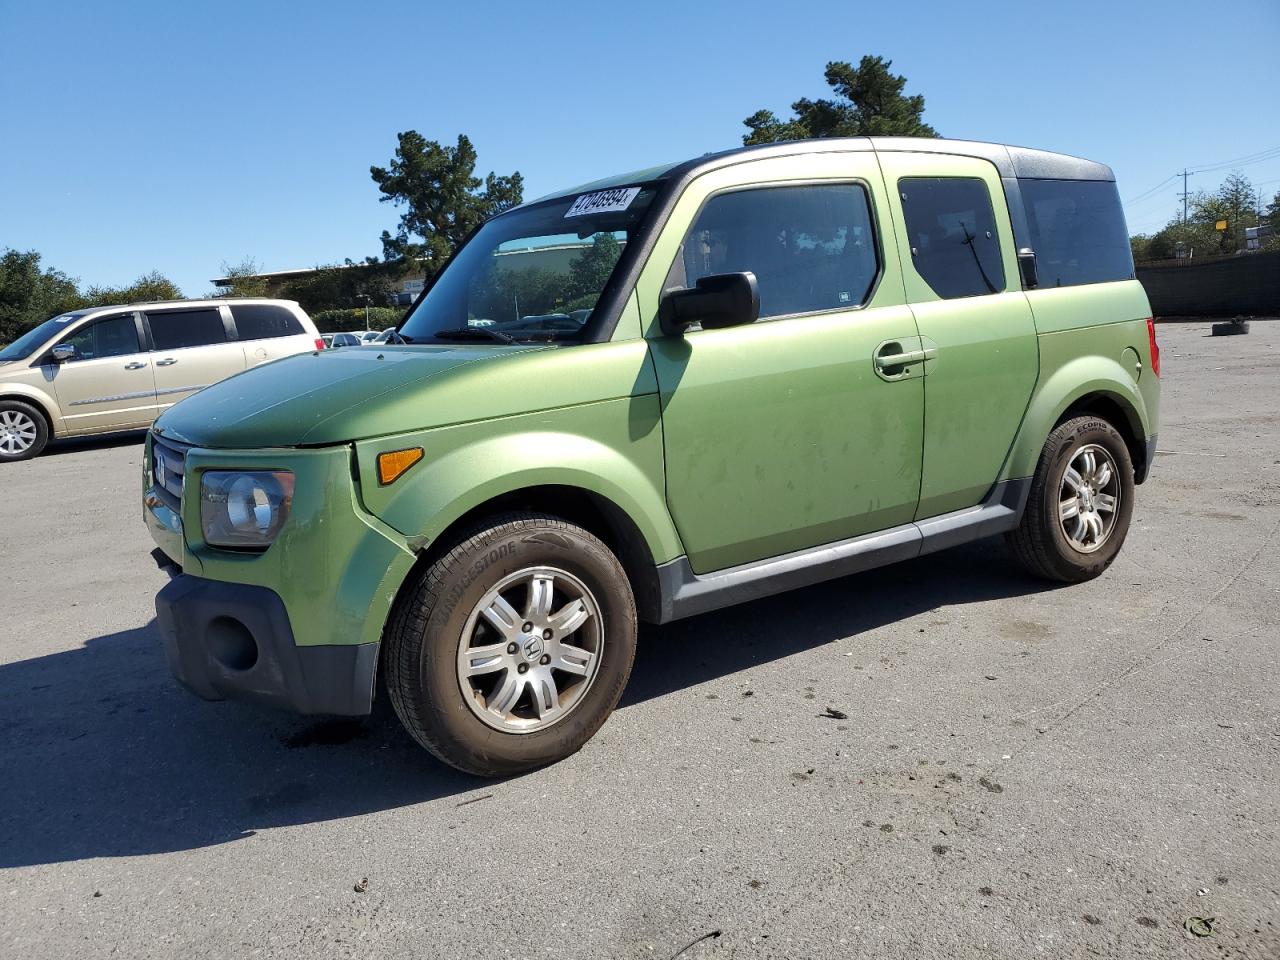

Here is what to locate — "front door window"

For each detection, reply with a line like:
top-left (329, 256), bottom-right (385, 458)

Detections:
top-left (59, 314), bottom-right (141, 360)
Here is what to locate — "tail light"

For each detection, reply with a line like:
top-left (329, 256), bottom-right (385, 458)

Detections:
top-left (314, 338), bottom-right (326, 351)
top-left (1146, 319), bottom-right (1160, 378)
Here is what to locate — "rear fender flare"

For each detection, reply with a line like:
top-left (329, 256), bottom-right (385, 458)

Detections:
top-left (1004, 356), bottom-right (1149, 481)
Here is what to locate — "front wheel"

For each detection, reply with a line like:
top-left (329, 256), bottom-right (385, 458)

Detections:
top-left (0, 400), bottom-right (49, 462)
top-left (384, 513), bottom-right (637, 776)
top-left (1006, 416), bottom-right (1136, 582)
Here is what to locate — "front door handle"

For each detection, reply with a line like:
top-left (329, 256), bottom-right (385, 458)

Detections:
top-left (874, 339), bottom-right (937, 381)
top-left (155, 358), bottom-right (177, 367)
top-left (875, 348), bottom-right (927, 368)
top-left (124, 361), bottom-right (148, 370)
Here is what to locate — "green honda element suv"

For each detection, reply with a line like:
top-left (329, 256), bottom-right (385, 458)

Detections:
top-left (145, 137), bottom-right (1160, 776)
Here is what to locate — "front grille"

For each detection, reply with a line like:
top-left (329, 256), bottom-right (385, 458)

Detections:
top-left (151, 433), bottom-right (191, 513)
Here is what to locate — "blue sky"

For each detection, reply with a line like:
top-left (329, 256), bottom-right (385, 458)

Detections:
top-left (2, 0), bottom-right (1277, 297)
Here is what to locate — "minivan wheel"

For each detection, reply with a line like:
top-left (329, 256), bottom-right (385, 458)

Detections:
top-left (384, 513), bottom-right (637, 777)
top-left (1006, 416), bottom-right (1136, 583)
top-left (0, 401), bottom-right (48, 461)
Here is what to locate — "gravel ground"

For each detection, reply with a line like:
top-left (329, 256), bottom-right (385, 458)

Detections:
top-left (2, 320), bottom-right (1278, 959)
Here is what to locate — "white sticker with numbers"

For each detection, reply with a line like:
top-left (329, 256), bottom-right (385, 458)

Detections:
top-left (564, 186), bottom-right (641, 218)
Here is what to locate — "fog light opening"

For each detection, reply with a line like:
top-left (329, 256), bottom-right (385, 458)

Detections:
top-left (207, 616), bottom-right (259, 672)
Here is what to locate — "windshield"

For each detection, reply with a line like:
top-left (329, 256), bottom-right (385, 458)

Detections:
top-left (399, 185), bottom-right (658, 344)
top-left (0, 312), bottom-right (89, 362)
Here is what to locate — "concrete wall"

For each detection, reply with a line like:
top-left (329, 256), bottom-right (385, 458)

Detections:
top-left (1137, 251), bottom-right (1280, 317)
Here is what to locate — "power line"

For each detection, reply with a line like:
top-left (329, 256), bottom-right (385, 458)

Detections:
top-left (1123, 174), bottom-right (1178, 205)
top-left (1122, 146), bottom-right (1280, 210)
top-left (1188, 145), bottom-right (1280, 173)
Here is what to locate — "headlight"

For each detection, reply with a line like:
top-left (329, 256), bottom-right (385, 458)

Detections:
top-left (199, 471), bottom-right (294, 549)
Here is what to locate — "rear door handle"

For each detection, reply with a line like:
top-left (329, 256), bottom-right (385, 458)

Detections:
top-left (124, 361), bottom-right (148, 370)
top-left (155, 358), bottom-right (177, 366)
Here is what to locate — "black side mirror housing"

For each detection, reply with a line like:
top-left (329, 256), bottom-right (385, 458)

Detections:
top-left (1017, 248), bottom-right (1039, 290)
top-left (659, 272), bottom-right (760, 337)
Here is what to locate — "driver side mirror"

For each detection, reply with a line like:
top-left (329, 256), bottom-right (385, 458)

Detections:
top-left (659, 272), bottom-right (760, 337)
top-left (50, 343), bottom-right (77, 363)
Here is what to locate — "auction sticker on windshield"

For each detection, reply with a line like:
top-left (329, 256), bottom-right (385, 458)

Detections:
top-left (564, 187), bottom-right (641, 218)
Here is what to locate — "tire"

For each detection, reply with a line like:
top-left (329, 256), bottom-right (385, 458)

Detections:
top-left (1006, 416), bottom-right (1135, 583)
top-left (0, 400), bottom-right (49, 462)
top-left (1211, 320), bottom-right (1249, 336)
top-left (384, 513), bottom-right (637, 777)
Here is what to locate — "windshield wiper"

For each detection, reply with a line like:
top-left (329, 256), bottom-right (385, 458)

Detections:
top-left (432, 326), bottom-right (516, 345)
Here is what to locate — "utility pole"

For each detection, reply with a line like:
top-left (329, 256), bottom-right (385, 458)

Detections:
top-left (1178, 169), bottom-right (1195, 223)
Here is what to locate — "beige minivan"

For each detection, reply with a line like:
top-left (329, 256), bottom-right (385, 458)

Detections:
top-left (0, 299), bottom-right (323, 461)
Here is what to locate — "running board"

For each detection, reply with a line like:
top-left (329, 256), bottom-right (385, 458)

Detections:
top-left (654, 479), bottom-right (1031, 623)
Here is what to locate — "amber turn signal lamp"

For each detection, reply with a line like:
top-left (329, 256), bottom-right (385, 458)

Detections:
top-left (377, 447), bottom-right (424, 485)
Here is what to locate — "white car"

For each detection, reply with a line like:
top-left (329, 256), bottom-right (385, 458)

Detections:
top-left (0, 298), bottom-right (323, 461)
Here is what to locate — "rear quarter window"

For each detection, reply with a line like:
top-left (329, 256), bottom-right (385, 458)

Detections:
top-left (230, 303), bottom-right (304, 340)
top-left (1019, 179), bottom-right (1134, 287)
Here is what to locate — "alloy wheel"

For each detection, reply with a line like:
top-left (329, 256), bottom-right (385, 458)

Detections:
top-left (0, 410), bottom-right (38, 456)
top-left (456, 566), bottom-right (603, 733)
top-left (1058, 443), bottom-right (1121, 554)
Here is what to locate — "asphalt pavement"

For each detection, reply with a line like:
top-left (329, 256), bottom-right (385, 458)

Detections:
top-left (2, 321), bottom-right (1278, 959)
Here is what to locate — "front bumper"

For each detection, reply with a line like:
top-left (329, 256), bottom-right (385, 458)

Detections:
top-left (155, 574), bottom-right (379, 716)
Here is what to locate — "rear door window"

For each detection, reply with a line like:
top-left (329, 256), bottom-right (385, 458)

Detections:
top-left (146, 309), bottom-right (228, 350)
top-left (230, 303), bottom-right (304, 340)
top-left (679, 182), bottom-right (880, 320)
top-left (1019, 179), bottom-right (1134, 287)
top-left (898, 177), bottom-right (1005, 299)
top-left (60, 314), bottom-right (141, 361)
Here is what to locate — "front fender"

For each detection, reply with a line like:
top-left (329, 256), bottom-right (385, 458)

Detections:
top-left (0, 380), bottom-right (63, 434)
top-left (355, 395), bottom-right (684, 566)
top-left (1003, 352), bottom-right (1151, 481)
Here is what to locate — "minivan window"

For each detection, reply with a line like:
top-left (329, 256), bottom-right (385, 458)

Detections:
top-left (1019, 179), bottom-right (1134, 287)
top-left (147, 309), bottom-right (228, 351)
top-left (231, 303), bottom-right (304, 340)
top-left (399, 186), bottom-right (658, 343)
top-left (679, 183), bottom-right (879, 320)
top-left (60, 314), bottom-right (141, 361)
top-left (899, 177), bottom-right (1006, 299)
top-left (0, 311), bottom-right (90, 362)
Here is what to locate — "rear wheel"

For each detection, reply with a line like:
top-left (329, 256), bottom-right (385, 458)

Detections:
top-left (0, 401), bottom-right (48, 461)
top-left (1007, 416), bottom-right (1135, 582)
top-left (384, 513), bottom-right (637, 776)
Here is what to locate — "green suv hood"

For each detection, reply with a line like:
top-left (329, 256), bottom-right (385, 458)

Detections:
top-left (154, 344), bottom-right (547, 448)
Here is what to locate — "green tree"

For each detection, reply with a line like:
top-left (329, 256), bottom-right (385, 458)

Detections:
top-left (1188, 171), bottom-right (1260, 256)
top-left (371, 132), bottom-right (523, 272)
top-left (212, 258), bottom-right (271, 298)
top-left (0, 250), bottom-right (183, 344)
top-left (1131, 172), bottom-right (1266, 260)
top-left (1264, 189), bottom-right (1280, 252)
top-left (278, 260), bottom-right (402, 314)
top-left (82, 270), bottom-right (183, 306)
top-left (743, 56), bottom-right (938, 145)
top-left (0, 249), bottom-right (83, 344)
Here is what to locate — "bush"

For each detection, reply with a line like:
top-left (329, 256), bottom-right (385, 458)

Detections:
top-left (310, 307), bottom-right (405, 333)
